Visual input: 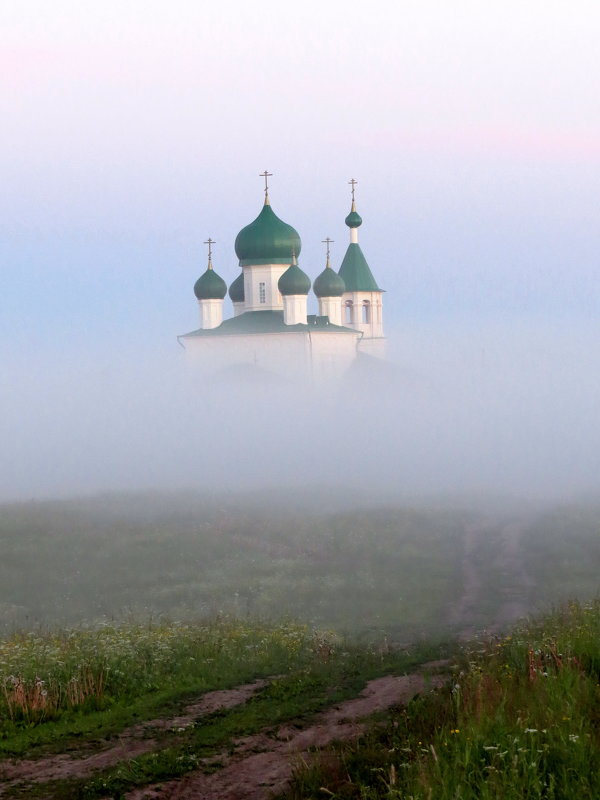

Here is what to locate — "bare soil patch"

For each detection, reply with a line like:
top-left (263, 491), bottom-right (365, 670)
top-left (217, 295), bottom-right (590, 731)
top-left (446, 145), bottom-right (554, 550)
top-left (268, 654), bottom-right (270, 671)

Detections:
top-left (127, 667), bottom-right (448, 800)
top-left (0, 679), bottom-right (269, 793)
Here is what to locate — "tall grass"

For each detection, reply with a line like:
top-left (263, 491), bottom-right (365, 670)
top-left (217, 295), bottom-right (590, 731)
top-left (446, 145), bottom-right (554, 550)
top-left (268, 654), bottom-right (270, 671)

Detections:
top-left (285, 600), bottom-right (600, 799)
top-left (0, 618), bottom-right (315, 726)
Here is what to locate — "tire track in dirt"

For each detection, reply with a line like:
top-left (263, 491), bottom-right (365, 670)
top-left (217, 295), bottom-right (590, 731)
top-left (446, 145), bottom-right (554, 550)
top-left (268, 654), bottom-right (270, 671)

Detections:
top-left (489, 521), bottom-right (536, 632)
top-left (0, 679), bottom-right (269, 793)
top-left (448, 517), bottom-right (536, 640)
top-left (126, 666), bottom-right (448, 800)
top-left (447, 518), bottom-right (491, 640)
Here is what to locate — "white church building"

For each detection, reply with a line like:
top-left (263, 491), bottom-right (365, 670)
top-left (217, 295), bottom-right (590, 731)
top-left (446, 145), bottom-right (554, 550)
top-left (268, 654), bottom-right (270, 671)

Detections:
top-left (179, 176), bottom-right (385, 382)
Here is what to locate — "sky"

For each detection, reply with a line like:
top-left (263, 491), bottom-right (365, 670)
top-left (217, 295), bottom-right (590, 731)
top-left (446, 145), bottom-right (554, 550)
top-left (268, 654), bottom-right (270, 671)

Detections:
top-left (1, 1), bottom-right (599, 501)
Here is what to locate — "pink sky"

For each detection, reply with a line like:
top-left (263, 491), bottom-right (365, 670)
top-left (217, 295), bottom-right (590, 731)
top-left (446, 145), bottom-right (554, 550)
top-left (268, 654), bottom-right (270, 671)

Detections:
top-left (2, 1), bottom-right (599, 168)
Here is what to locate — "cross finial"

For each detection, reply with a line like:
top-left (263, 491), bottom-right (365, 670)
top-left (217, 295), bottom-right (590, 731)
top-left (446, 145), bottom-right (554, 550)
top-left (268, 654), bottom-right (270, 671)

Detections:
top-left (322, 237), bottom-right (334, 268)
top-left (204, 237), bottom-right (215, 269)
top-left (260, 170), bottom-right (273, 202)
top-left (348, 178), bottom-right (358, 203)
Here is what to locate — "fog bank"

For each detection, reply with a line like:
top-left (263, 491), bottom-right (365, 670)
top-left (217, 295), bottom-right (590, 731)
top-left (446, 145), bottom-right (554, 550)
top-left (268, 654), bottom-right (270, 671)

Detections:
top-left (1, 314), bottom-right (599, 504)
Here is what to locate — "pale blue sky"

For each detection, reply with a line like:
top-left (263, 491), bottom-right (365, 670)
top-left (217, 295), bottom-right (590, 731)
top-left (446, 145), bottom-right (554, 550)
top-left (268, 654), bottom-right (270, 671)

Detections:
top-left (2, 0), bottom-right (599, 344)
top-left (1, 1), bottom-right (599, 499)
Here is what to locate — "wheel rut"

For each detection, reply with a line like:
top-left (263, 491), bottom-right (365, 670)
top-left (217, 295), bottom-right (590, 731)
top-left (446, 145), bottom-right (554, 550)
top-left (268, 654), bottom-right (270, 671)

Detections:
top-left (0, 679), bottom-right (269, 793)
top-left (126, 665), bottom-right (448, 800)
top-left (448, 515), bottom-right (537, 640)
top-left (0, 667), bottom-right (448, 800)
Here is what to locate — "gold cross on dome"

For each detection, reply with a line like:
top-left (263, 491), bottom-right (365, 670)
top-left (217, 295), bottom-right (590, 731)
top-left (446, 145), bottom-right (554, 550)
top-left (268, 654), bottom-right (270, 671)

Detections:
top-left (260, 170), bottom-right (273, 197)
top-left (204, 237), bottom-right (215, 267)
top-left (321, 237), bottom-right (334, 265)
top-left (348, 178), bottom-right (358, 202)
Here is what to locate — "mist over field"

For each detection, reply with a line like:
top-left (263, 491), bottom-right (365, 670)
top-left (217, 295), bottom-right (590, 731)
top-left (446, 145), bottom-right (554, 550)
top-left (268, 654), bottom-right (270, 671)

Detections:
top-left (3, 7), bottom-right (600, 797)
top-left (1, 314), bottom-right (598, 504)
top-left (1, 0), bottom-right (599, 638)
top-left (1, 2), bottom-right (599, 509)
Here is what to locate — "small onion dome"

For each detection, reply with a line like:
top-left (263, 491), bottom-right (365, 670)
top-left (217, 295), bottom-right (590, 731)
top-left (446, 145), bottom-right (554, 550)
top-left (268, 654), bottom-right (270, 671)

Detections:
top-left (345, 201), bottom-right (362, 229)
top-left (228, 272), bottom-right (245, 303)
top-left (235, 201), bottom-right (302, 266)
top-left (278, 256), bottom-right (311, 296)
top-left (313, 264), bottom-right (345, 298)
top-left (194, 267), bottom-right (227, 300)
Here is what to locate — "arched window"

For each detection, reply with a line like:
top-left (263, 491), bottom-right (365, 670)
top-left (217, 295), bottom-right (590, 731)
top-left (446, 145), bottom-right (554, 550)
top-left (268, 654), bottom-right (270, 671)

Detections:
top-left (344, 300), bottom-right (353, 324)
top-left (362, 301), bottom-right (370, 323)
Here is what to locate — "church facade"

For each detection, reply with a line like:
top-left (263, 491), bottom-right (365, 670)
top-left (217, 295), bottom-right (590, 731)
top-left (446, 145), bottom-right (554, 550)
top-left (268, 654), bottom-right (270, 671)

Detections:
top-left (178, 177), bottom-right (385, 381)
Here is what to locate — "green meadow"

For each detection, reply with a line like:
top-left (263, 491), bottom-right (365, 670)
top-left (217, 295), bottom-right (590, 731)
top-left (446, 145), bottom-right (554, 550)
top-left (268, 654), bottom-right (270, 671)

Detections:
top-left (0, 617), bottom-right (445, 797)
top-left (283, 600), bottom-right (600, 799)
top-left (0, 490), bottom-right (599, 798)
top-left (0, 491), bottom-right (472, 636)
top-left (2, 489), bottom-right (599, 636)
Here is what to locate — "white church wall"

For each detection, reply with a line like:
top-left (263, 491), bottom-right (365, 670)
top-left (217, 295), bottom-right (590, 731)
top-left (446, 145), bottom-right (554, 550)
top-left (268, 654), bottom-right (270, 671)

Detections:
top-left (181, 329), bottom-right (360, 382)
top-left (198, 298), bottom-right (223, 330)
top-left (308, 331), bottom-right (360, 381)
top-left (283, 295), bottom-right (308, 325)
top-left (318, 296), bottom-right (343, 326)
top-left (243, 264), bottom-right (288, 312)
top-left (182, 332), bottom-right (312, 381)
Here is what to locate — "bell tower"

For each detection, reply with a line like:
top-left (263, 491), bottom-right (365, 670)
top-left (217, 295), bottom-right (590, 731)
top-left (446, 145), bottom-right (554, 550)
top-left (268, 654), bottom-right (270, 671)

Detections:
top-left (338, 179), bottom-right (385, 357)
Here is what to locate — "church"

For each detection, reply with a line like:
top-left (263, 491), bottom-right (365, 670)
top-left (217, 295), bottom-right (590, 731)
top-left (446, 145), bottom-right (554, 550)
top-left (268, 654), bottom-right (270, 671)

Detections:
top-left (178, 175), bottom-right (385, 382)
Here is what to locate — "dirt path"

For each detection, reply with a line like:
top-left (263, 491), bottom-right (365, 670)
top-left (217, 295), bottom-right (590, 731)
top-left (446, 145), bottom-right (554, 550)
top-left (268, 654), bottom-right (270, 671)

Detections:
top-left (0, 679), bottom-right (269, 793)
top-left (449, 517), bottom-right (536, 640)
top-left (127, 666), bottom-right (448, 800)
top-left (447, 518), bottom-right (491, 639)
top-left (489, 521), bottom-right (536, 632)
top-left (1, 667), bottom-right (448, 800)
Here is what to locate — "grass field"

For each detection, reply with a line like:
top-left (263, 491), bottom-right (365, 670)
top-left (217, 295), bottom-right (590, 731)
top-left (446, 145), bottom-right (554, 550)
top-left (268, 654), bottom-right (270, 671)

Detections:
top-left (1, 490), bottom-right (600, 797)
top-left (0, 491), bottom-right (471, 636)
top-left (1, 490), bottom-right (599, 638)
top-left (0, 603), bottom-right (598, 797)
top-left (0, 617), bottom-right (448, 798)
top-left (0, 619), bottom-right (316, 746)
top-left (282, 599), bottom-right (600, 799)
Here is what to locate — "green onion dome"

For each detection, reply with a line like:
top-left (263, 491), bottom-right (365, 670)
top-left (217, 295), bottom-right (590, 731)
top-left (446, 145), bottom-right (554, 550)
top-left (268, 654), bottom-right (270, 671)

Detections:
top-left (313, 264), bottom-right (346, 298)
top-left (228, 272), bottom-right (245, 303)
top-left (194, 267), bottom-right (227, 300)
top-left (235, 200), bottom-right (302, 266)
top-left (278, 257), bottom-right (311, 296)
top-left (345, 201), bottom-right (362, 228)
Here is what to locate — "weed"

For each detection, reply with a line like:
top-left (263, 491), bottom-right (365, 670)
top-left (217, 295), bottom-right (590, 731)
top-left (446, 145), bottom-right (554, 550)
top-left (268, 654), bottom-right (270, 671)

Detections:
top-left (283, 600), bottom-right (600, 800)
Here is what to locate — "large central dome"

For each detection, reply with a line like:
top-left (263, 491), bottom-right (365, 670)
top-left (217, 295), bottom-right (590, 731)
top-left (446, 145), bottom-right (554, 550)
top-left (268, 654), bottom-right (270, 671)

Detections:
top-left (235, 200), bottom-right (301, 266)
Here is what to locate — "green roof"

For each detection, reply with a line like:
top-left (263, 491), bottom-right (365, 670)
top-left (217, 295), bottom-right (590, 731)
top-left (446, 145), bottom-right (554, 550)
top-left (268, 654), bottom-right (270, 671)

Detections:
top-left (278, 263), bottom-right (311, 296)
top-left (345, 209), bottom-right (362, 228)
top-left (313, 265), bottom-right (345, 298)
top-left (193, 268), bottom-right (227, 300)
top-left (345, 200), bottom-right (362, 229)
top-left (234, 201), bottom-right (302, 266)
top-left (180, 311), bottom-right (358, 338)
top-left (228, 272), bottom-right (245, 303)
top-left (338, 243), bottom-right (382, 292)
